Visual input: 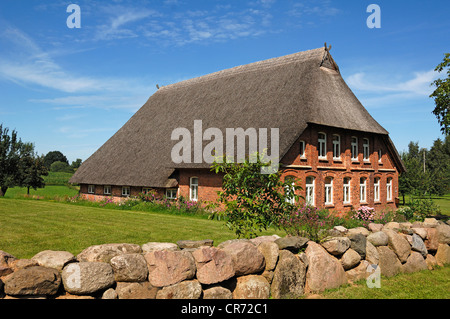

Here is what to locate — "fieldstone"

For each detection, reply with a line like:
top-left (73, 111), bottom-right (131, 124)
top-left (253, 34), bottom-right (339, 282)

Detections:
top-left (145, 250), bottom-right (196, 287)
top-left (0, 265), bottom-right (13, 277)
top-left (191, 246), bottom-right (234, 285)
top-left (102, 288), bottom-right (118, 299)
top-left (76, 243), bottom-right (142, 263)
top-left (9, 259), bottom-right (38, 271)
top-left (368, 223), bottom-right (383, 232)
top-left (365, 241), bottom-right (379, 265)
top-left (55, 293), bottom-right (95, 299)
top-left (271, 250), bottom-right (307, 299)
top-left (156, 280), bottom-right (202, 299)
top-left (341, 248), bottom-right (361, 270)
top-left (249, 235), bottom-right (281, 246)
top-left (425, 254), bottom-right (438, 270)
top-left (203, 286), bottom-right (233, 299)
top-left (233, 275), bottom-right (270, 299)
top-left (4, 266), bottom-right (61, 296)
top-left (274, 236), bottom-right (309, 253)
top-left (377, 246), bottom-right (402, 277)
top-left (31, 250), bottom-right (76, 271)
top-left (435, 243), bottom-right (450, 266)
top-left (177, 239), bottom-right (213, 249)
top-left (347, 227), bottom-right (370, 237)
top-left (383, 222), bottom-right (400, 230)
top-left (367, 231), bottom-right (389, 247)
top-left (411, 227), bottom-right (428, 240)
top-left (409, 234), bottom-right (428, 257)
top-left (437, 224), bottom-right (450, 244)
top-left (221, 241), bottom-right (265, 276)
top-left (142, 242), bottom-right (179, 252)
top-left (425, 228), bottom-right (439, 252)
top-left (320, 237), bottom-right (351, 256)
top-left (402, 252), bottom-right (427, 274)
top-left (62, 262), bottom-right (114, 295)
top-left (217, 239), bottom-right (251, 249)
top-left (333, 226), bottom-right (348, 234)
top-left (348, 233), bottom-right (367, 259)
top-left (305, 241), bottom-right (347, 293)
top-left (115, 281), bottom-right (159, 299)
top-left (110, 253), bottom-right (148, 282)
top-left (383, 229), bottom-right (411, 263)
top-left (0, 251), bottom-right (16, 268)
top-left (257, 241), bottom-right (279, 271)
top-left (346, 260), bottom-right (371, 282)
top-left (423, 218), bottom-right (439, 228)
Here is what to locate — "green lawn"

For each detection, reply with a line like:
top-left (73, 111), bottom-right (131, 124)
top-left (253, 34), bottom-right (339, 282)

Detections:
top-left (0, 198), bottom-right (283, 259)
top-left (432, 194), bottom-right (450, 216)
top-left (317, 266), bottom-right (450, 299)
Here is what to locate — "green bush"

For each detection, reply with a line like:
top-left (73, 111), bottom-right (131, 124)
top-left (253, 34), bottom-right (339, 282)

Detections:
top-left (50, 161), bottom-right (74, 173)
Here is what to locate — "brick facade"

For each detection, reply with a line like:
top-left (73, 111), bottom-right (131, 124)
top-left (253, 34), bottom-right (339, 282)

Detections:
top-left (79, 124), bottom-right (400, 213)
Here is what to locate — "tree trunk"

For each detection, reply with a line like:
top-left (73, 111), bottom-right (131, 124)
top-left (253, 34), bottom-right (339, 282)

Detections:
top-left (0, 186), bottom-right (8, 197)
top-left (27, 186), bottom-right (30, 195)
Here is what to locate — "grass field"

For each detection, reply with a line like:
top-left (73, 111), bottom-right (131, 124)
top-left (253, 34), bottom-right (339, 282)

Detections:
top-left (318, 266), bottom-right (450, 299)
top-left (0, 198), bottom-right (283, 259)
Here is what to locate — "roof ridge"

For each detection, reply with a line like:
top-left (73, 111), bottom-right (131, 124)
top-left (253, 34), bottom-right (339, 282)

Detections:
top-left (159, 47), bottom-right (325, 91)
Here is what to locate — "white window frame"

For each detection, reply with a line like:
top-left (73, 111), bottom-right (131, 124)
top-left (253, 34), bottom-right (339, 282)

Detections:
top-left (305, 176), bottom-right (315, 206)
top-left (374, 178), bottom-right (380, 202)
top-left (166, 188), bottom-right (177, 200)
top-left (190, 177), bottom-right (198, 201)
top-left (343, 178), bottom-right (351, 204)
top-left (363, 138), bottom-right (370, 161)
top-left (299, 140), bottom-right (306, 159)
top-left (332, 134), bottom-right (340, 160)
top-left (325, 177), bottom-right (333, 205)
top-left (386, 178), bottom-right (393, 201)
top-left (360, 178), bottom-right (367, 203)
top-left (351, 136), bottom-right (358, 161)
top-left (285, 176), bottom-right (296, 204)
top-left (88, 185), bottom-right (95, 194)
top-left (318, 132), bottom-right (327, 159)
top-left (122, 186), bottom-right (131, 197)
top-left (104, 185), bottom-right (111, 195)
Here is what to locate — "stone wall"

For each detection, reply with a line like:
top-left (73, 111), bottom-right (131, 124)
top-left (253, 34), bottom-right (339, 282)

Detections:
top-left (1, 218), bottom-right (449, 299)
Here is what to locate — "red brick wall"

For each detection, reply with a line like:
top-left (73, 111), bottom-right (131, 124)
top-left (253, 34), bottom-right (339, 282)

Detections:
top-left (178, 169), bottom-right (223, 203)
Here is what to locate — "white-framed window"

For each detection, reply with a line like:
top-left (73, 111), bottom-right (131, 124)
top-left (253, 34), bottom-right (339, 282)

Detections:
top-left (88, 185), bottom-right (95, 194)
top-left (378, 149), bottom-right (382, 163)
top-left (299, 140), bottom-right (306, 158)
top-left (318, 132), bottom-right (327, 159)
top-left (305, 176), bottom-right (315, 206)
top-left (104, 185), bottom-right (111, 195)
top-left (374, 178), bottom-right (380, 202)
top-left (351, 136), bottom-right (358, 160)
top-left (122, 186), bottom-right (131, 197)
top-left (343, 177), bottom-right (351, 204)
top-left (285, 176), bottom-right (296, 204)
top-left (363, 138), bottom-right (370, 161)
top-left (166, 188), bottom-right (177, 200)
top-left (190, 177), bottom-right (198, 201)
top-left (325, 177), bottom-right (333, 205)
top-left (360, 177), bottom-right (367, 203)
top-left (386, 178), bottom-right (393, 201)
top-left (332, 134), bottom-right (340, 160)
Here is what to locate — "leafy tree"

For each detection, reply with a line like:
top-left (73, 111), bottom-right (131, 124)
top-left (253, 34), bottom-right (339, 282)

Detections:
top-left (0, 124), bottom-right (24, 196)
top-left (399, 142), bottom-right (430, 199)
top-left (18, 143), bottom-right (48, 194)
top-left (50, 161), bottom-right (74, 173)
top-left (430, 53), bottom-right (450, 136)
top-left (211, 152), bottom-right (302, 239)
top-left (71, 158), bottom-right (83, 169)
top-left (426, 135), bottom-right (450, 195)
top-left (43, 151), bottom-right (68, 168)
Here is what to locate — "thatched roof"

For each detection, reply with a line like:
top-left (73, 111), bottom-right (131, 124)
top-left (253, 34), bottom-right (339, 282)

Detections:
top-left (70, 46), bottom-right (403, 187)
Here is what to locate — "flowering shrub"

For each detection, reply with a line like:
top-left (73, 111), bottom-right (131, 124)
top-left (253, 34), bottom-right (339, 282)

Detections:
top-left (352, 206), bottom-right (375, 227)
top-left (279, 204), bottom-right (332, 242)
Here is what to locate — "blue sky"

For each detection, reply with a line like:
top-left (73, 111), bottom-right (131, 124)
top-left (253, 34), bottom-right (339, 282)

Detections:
top-left (0, 0), bottom-right (448, 163)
